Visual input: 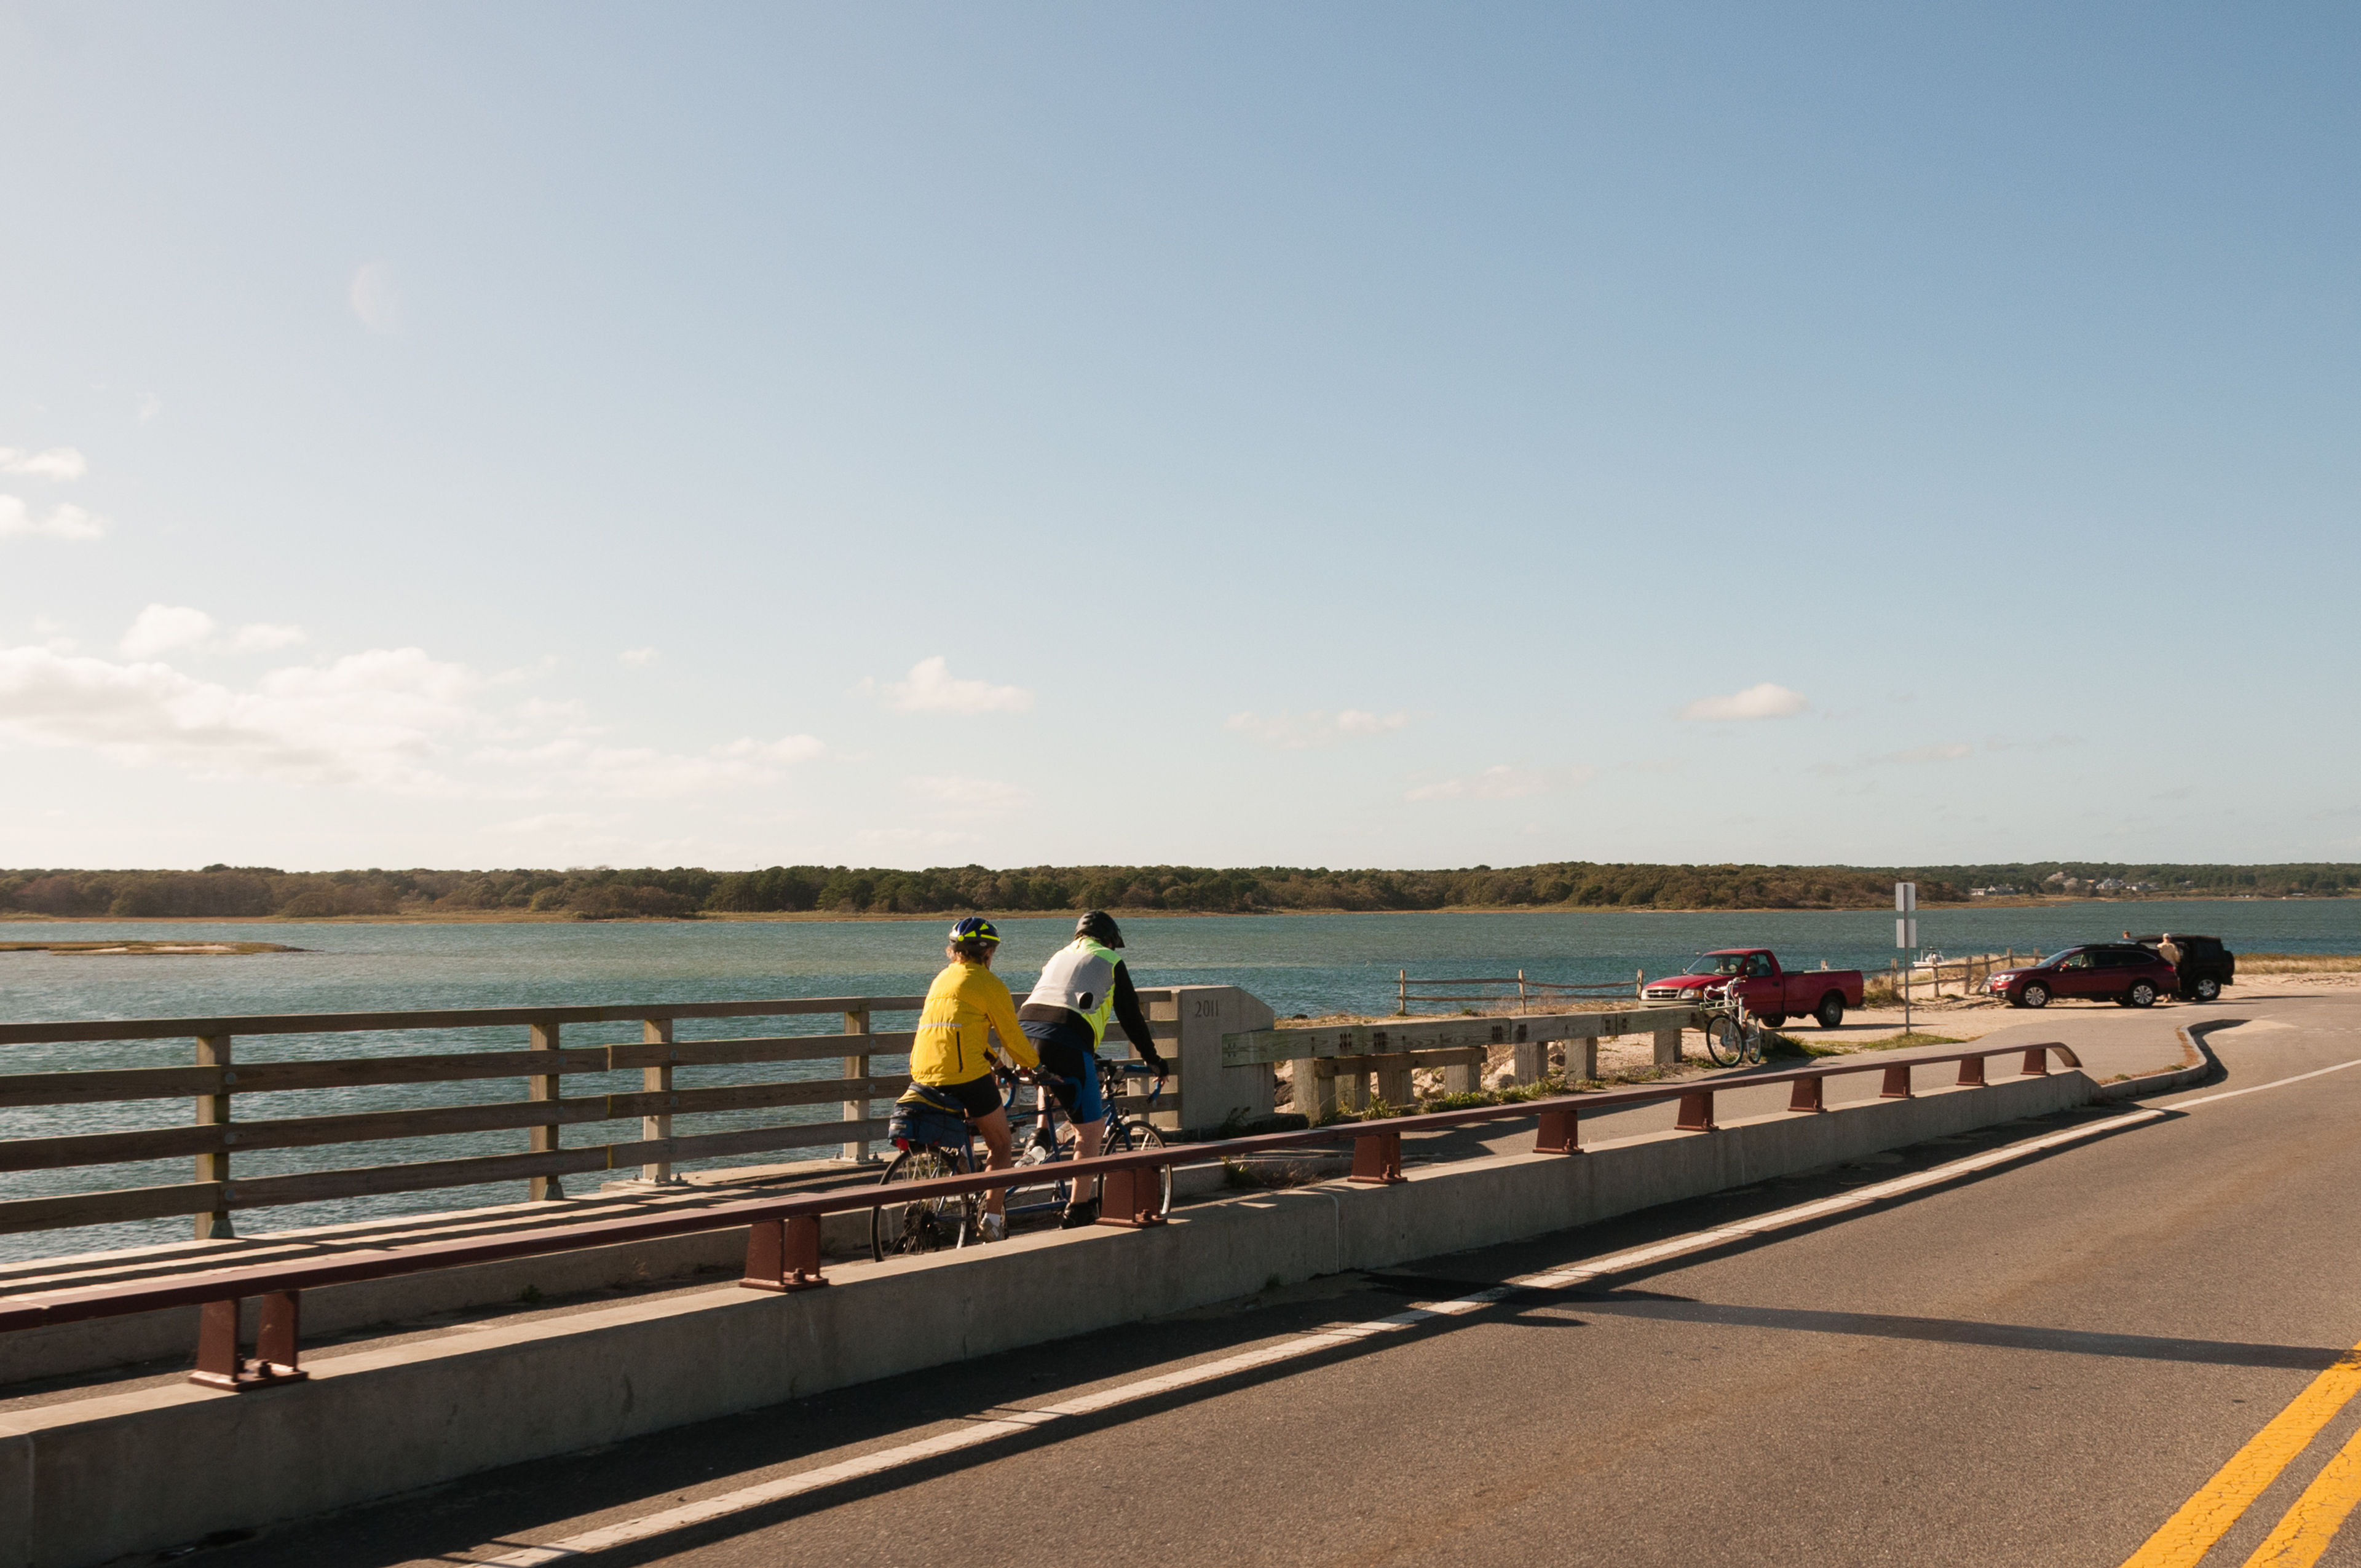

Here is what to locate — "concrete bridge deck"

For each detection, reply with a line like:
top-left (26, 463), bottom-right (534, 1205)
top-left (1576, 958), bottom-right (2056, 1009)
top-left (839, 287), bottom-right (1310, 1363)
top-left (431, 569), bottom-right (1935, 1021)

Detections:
top-left (6, 994), bottom-right (2305, 1566)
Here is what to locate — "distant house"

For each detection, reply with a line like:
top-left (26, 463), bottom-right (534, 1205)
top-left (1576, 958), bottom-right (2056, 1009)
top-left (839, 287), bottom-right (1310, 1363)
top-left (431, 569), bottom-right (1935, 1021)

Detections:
top-left (2097, 878), bottom-right (2127, 893)
top-left (1971, 885), bottom-right (2023, 898)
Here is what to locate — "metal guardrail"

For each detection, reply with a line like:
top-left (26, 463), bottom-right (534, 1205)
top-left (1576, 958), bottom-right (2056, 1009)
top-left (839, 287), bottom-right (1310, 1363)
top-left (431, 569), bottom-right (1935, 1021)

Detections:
top-left (0, 1040), bottom-right (2083, 1391)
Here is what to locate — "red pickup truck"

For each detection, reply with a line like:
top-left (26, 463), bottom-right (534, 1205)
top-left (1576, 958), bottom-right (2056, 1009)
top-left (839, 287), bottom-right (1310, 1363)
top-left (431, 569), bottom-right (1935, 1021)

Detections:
top-left (1640, 949), bottom-right (1865, 1029)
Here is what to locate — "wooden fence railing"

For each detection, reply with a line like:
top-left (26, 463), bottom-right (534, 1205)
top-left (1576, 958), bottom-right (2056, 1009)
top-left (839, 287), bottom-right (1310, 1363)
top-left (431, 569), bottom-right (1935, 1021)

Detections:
top-left (1395, 970), bottom-right (1646, 1013)
top-left (1876, 951), bottom-right (2036, 999)
top-left (0, 991), bottom-right (1178, 1243)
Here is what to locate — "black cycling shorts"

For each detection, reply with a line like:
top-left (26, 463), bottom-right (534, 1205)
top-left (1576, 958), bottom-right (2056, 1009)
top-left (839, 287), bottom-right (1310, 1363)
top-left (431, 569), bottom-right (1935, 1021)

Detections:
top-left (930, 1073), bottom-right (1003, 1120)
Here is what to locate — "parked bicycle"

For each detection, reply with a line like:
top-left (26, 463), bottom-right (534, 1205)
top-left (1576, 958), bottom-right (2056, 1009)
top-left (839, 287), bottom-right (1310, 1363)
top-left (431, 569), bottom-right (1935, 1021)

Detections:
top-left (1700, 987), bottom-right (1767, 1068)
top-left (871, 1057), bottom-right (1171, 1260)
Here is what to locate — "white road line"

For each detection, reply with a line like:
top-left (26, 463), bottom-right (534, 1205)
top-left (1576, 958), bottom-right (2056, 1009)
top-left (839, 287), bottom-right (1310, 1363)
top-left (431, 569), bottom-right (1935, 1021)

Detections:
top-left (472, 1107), bottom-right (2153, 1565)
top-left (2169, 1058), bottom-right (2361, 1109)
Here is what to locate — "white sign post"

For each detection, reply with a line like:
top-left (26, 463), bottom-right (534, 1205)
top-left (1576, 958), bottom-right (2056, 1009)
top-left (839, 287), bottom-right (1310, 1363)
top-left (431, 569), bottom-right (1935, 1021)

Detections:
top-left (1895, 883), bottom-right (1918, 1032)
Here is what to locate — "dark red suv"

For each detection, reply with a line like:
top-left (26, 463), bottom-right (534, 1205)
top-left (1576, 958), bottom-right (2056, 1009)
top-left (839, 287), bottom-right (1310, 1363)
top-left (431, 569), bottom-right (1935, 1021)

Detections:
top-left (1985, 944), bottom-right (2180, 1009)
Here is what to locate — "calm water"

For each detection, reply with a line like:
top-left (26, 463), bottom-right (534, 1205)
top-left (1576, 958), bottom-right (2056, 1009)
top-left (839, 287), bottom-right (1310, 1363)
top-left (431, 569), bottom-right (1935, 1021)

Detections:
top-left (1, 900), bottom-right (2351, 1259)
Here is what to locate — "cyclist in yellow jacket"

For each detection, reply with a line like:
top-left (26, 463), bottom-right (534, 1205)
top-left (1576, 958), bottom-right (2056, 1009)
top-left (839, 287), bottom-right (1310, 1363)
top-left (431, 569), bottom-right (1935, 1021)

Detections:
top-left (903, 916), bottom-right (1037, 1240)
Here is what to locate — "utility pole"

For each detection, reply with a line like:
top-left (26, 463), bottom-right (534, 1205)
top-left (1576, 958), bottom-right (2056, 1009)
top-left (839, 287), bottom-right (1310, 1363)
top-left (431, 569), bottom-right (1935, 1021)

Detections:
top-left (1896, 882), bottom-right (1918, 1033)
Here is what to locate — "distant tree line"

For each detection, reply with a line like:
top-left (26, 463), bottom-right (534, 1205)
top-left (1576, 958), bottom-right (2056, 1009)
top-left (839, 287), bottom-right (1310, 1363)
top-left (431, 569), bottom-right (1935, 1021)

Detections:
top-left (2, 860), bottom-right (2354, 921)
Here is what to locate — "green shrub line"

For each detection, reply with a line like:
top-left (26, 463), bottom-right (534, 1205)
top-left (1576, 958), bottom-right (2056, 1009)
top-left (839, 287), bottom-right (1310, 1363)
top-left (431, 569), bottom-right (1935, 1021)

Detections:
top-left (4, 859), bottom-right (2353, 921)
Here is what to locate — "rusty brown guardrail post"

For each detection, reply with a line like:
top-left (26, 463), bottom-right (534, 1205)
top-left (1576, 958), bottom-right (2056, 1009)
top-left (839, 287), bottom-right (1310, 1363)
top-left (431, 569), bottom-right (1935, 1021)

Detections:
top-left (1880, 1064), bottom-right (1913, 1100)
top-left (1675, 1089), bottom-right (1715, 1131)
top-left (1533, 1105), bottom-right (1581, 1154)
top-left (1956, 1055), bottom-right (1987, 1087)
top-left (1349, 1129), bottom-right (1406, 1184)
top-left (1787, 1076), bottom-right (1825, 1113)
top-left (188, 1291), bottom-right (306, 1390)
top-left (1100, 1165), bottom-right (1167, 1226)
top-left (741, 1216), bottom-right (826, 1292)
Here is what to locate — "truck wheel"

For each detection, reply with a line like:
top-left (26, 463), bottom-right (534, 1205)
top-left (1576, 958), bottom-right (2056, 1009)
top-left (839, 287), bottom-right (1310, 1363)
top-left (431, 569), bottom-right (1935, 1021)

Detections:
top-left (1761, 1013), bottom-right (1787, 1028)
top-left (2192, 976), bottom-right (2221, 1002)
top-left (2022, 982), bottom-right (2051, 1009)
top-left (2129, 980), bottom-right (2157, 1008)
top-left (1815, 995), bottom-right (1845, 1029)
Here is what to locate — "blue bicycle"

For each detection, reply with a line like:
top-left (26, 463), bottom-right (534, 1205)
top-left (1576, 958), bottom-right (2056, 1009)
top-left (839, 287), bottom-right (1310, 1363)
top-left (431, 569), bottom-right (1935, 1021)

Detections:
top-left (871, 1058), bottom-right (1171, 1261)
top-left (1005, 1059), bottom-right (1172, 1223)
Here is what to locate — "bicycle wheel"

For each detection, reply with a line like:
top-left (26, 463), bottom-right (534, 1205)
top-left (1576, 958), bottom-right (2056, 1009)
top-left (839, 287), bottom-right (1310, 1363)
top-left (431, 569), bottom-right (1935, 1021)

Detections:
top-left (1703, 1015), bottom-right (1745, 1067)
top-left (871, 1146), bottom-right (978, 1262)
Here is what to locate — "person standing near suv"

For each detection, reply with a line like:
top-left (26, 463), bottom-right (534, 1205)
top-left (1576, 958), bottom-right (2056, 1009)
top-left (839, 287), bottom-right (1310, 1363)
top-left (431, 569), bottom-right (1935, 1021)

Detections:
top-left (1019, 911), bottom-right (1169, 1228)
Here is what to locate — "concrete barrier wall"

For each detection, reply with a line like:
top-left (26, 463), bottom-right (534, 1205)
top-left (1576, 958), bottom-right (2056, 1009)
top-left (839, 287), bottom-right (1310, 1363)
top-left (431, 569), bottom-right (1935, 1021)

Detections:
top-left (0, 1071), bottom-right (2096, 1567)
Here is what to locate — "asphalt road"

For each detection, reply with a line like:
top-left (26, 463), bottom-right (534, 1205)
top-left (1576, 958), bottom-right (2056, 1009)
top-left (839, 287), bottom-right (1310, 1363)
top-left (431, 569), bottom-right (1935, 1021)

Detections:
top-left (178, 990), bottom-right (2361, 1568)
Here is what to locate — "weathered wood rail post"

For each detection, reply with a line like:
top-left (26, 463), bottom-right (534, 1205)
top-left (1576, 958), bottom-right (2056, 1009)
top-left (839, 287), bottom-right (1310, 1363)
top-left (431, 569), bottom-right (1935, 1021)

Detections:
top-left (841, 1005), bottom-right (872, 1165)
top-left (639, 1018), bottom-right (676, 1184)
top-left (195, 1033), bottom-right (233, 1239)
top-left (528, 1020), bottom-right (564, 1200)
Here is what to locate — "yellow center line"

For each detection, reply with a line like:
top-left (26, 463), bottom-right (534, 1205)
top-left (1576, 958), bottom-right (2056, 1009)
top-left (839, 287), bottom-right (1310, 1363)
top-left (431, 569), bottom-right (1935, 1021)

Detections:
top-left (2239, 1422), bottom-right (2361, 1568)
top-left (2122, 1345), bottom-right (2361, 1567)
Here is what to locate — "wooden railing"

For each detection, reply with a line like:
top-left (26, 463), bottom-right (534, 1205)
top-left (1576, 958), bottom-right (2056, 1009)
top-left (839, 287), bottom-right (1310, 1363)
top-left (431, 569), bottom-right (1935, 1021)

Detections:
top-left (0, 991), bottom-right (1178, 1244)
top-left (1877, 951), bottom-right (2035, 999)
top-left (1230, 1006), bottom-right (1709, 1117)
top-left (1394, 970), bottom-right (1645, 1014)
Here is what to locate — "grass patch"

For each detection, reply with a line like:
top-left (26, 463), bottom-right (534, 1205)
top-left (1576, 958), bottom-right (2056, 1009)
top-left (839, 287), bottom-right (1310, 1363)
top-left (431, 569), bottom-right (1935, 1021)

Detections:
top-left (1857, 1031), bottom-right (1966, 1051)
top-left (1222, 1158), bottom-right (1327, 1191)
top-left (2238, 952), bottom-right (2361, 974)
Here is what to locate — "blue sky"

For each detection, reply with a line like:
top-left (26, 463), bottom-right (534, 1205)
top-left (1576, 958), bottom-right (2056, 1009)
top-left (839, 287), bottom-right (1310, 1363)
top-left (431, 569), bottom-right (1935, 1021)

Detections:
top-left (2, 3), bottom-right (2355, 872)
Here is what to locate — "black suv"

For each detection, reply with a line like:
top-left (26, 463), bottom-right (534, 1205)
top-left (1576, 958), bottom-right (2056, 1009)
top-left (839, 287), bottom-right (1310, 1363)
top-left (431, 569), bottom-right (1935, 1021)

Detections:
top-left (2133, 933), bottom-right (2236, 1002)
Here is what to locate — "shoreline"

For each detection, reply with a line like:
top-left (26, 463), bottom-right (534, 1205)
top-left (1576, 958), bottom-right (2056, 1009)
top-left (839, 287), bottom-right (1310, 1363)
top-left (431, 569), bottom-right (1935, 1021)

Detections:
top-left (0, 894), bottom-right (2336, 928)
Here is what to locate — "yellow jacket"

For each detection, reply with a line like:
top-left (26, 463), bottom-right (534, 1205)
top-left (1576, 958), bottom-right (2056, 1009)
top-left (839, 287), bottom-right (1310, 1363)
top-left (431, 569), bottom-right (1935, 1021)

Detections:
top-left (910, 960), bottom-right (1038, 1086)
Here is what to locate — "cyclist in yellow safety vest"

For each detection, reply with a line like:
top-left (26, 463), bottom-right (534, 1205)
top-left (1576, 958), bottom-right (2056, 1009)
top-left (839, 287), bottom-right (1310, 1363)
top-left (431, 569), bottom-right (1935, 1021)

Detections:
top-left (1018, 910), bottom-right (1169, 1227)
top-left (903, 916), bottom-right (1038, 1241)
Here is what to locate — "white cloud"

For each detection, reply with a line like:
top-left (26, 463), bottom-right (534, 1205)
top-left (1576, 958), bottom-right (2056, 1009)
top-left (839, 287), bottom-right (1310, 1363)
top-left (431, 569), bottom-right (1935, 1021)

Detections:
top-left (136, 394), bottom-right (163, 425)
top-left (0, 644), bottom-right (481, 791)
top-left (349, 262), bottom-right (399, 333)
top-left (864, 656), bottom-right (1033, 715)
top-left (619, 647), bottom-right (658, 666)
top-left (1679, 683), bottom-right (1809, 721)
top-left (0, 447), bottom-right (87, 481)
top-left (0, 632), bottom-right (829, 802)
top-left (1405, 764), bottom-right (1597, 802)
top-left (231, 623), bottom-right (309, 651)
top-left (0, 497), bottom-right (105, 542)
top-left (905, 773), bottom-right (1031, 819)
top-left (1225, 709), bottom-right (1412, 749)
top-left (120, 604), bottom-right (218, 659)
